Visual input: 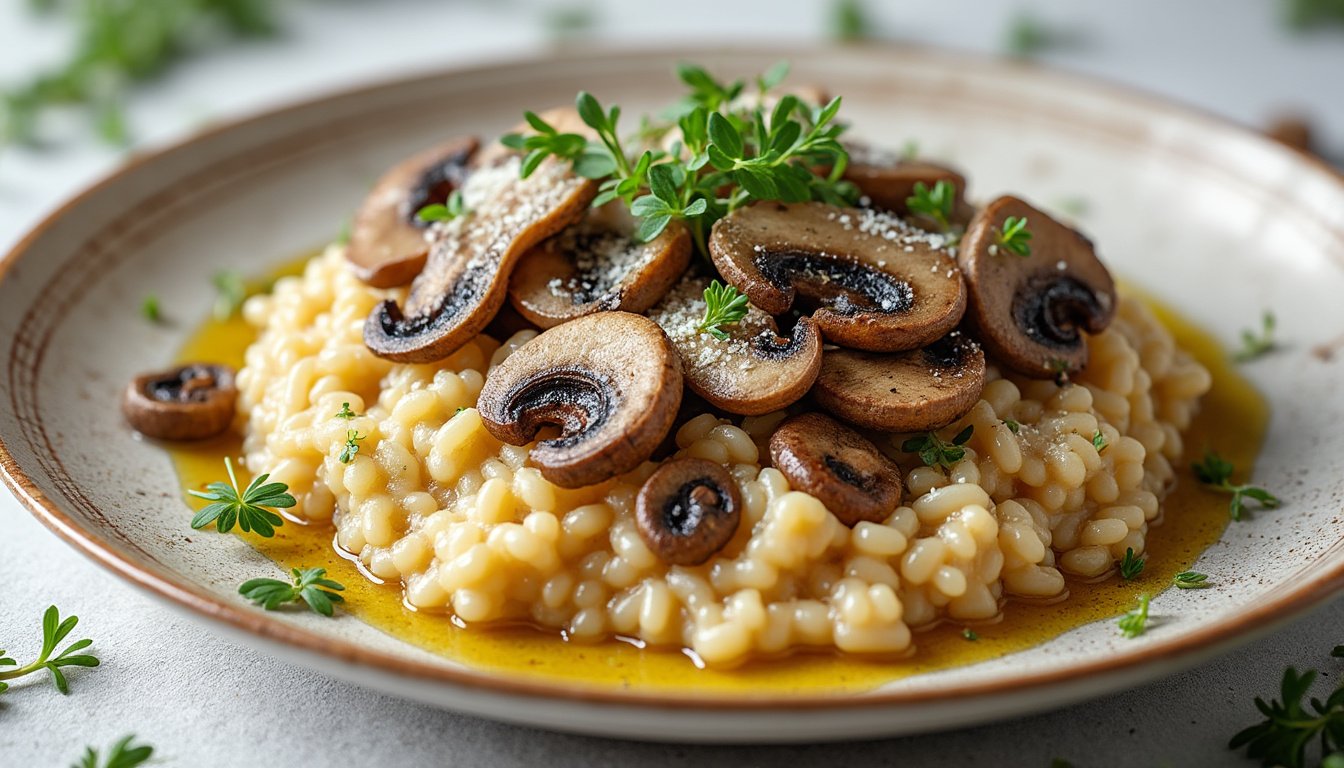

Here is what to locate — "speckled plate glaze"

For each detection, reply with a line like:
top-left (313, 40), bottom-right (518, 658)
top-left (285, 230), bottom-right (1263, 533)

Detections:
top-left (2, 47), bottom-right (1343, 743)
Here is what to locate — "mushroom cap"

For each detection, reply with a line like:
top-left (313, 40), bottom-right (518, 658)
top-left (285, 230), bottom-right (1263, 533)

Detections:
top-left (122, 363), bottom-right (237, 441)
top-left (508, 202), bottom-right (692, 328)
top-left (958, 195), bottom-right (1117, 378)
top-left (768, 412), bottom-right (903, 527)
top-left (708, 202), bottom-right (967, 352)
top-left (635, 457), bottom-right (742, 566)
top-left (345, 137), bottom-right (479, 288)
top-left (648, 274), bottom-right (822, 416)
top-left (842, 145), bottom-right (974, 228)
top-left (477, 311), bottom-right (683, 489)
top-left (363, 151), bottom-right (597, 363)
top-left (813, 331), bottom-right (986, 432)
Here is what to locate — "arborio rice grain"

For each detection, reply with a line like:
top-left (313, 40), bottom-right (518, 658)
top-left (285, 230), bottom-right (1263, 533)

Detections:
top-left (236, 245), bottom-right (1211, 665)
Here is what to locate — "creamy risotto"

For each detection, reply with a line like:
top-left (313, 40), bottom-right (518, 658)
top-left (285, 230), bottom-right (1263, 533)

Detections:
top-left (234, 245), bottom-right (1209, 664)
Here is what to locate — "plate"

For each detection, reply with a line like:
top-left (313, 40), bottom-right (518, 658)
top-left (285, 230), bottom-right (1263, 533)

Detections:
top-left (3, 46), bottom-right (1344, 743)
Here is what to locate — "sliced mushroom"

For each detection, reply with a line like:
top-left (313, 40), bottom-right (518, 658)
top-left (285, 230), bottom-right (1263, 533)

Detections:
top-left (842, 144), bottom-right (974, 230)
top-left (768, 412), bottom-right (902, 527)
top-left (958, 195), bottom-right (1116, 378)
top-left (477, 311), bottom-right (682, 488)
top-left (636, 457), bottom-right (742, 565)
top-left (648, 274), bottom-right (821, 416)
top-left (363, 145), bottom-right (597, 363)
top-left (709, 201), bottom-right (966, 352)
top-left (122, 364), bottom-right (236, 440)
top-left (813, 331), bottom-right (986, 432)
top-left (345, 137), bottom-right (479, 288)
top-left (508, 202), bottom-right (692, 328)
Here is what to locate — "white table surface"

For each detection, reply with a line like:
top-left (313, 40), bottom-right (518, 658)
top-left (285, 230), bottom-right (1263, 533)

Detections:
top-left (2, 1), bottom-right (1342, 765)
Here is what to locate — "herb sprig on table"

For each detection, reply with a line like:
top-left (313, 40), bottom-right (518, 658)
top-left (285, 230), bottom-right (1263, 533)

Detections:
top-left (188, 456), bottom-right (295, 537)
top-left (0, 605), bottom-right (100, 695)
top-left (500, 62), bottom-right (857, 259)
top-left (1231, 652), bottom-right (1344, 768)
top-left (75, 734), bottom-right (154, 768)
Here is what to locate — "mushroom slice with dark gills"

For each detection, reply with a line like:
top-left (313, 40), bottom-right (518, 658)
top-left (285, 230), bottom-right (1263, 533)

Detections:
top-left (477, 311), bottom-right (683, 489)
top-left (813, 331), bottom-right (986, 432)
top-left (708, 202), bottom-right (966, 352)
top-left (648, 275), bottom-right (822, 416)
top-left (768, 412), bottom-right (903, 527)
top-left (636, 457), bottom-right (742, 565)
top-left (345, 136), bottom-right (479, 288)
top-left (122, 363), bottom-right (236, 441)
top-left (958, 195), bottom-right (1116, 379)
top-left (507, 202), bottom-right (692, 328)
top-left (363, 151), bottom-right (597, 362)
top-left (841, 143), bottom-right (975, 230)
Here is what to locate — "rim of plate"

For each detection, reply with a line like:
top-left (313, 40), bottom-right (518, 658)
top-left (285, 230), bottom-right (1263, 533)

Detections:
top-left (3, 44), bottom-right (1343, 711)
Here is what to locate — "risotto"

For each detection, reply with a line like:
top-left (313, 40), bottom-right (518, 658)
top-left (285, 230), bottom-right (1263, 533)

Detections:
top-left (232, 243), bottom-right (1209, 665)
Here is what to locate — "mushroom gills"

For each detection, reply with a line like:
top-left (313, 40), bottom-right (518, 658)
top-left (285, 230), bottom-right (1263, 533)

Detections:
top-left (636, 457), bottom-right (742, 566)
top-left (508, 202), bottom-right (691, 328)
top-left (957, 195), bottom-right (1116, 378)
top-left (477, 311), bottom-right (682, 488)
top-left (768, 412), bottom-right (903, 528)
top-left (363, 149), bottom-right (597, 363)
top-left (122, 363), bottom-right (237, 441)
top-left (813, 331), bottom-right (987, 432)
top-left (345, 137), bottom-right (479, 288)
top-left (709, 202), bottom-right (966, 352)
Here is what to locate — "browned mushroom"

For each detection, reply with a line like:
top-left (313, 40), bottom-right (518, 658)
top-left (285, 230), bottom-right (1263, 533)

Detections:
top-left (709, 202), bottom-right (966, 352)
top-left (813, 331), bottom-right (986, 432)
top-left (122, 364), bottom-right (237, 440)
top-left (768, 412), bottom-right (903, 527)
top-left (635, 457), bottom-right (742, 565)
top-left (842, 144), bottom-right (974, 230)
top-left (507, 203), bottom-right (692, 328)
top-left (363, 142), bottom-right (597, 363)
top-left (477, 311), bottom-right (682, 488)
top-left (648, 275), bottom-right (821, 415)
top-left (345, 137), bottom-right (479, 288)
top-left (958, 195), bottom-right (1116, 378)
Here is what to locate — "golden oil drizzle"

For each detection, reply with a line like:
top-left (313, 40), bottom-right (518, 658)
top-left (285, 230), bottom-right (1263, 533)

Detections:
top-left (169, 264), bottom-right (1267, 695)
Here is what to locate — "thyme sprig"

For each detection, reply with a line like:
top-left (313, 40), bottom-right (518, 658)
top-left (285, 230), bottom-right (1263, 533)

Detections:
top-left (1234, 311), bottom-right (1277, 362)
top-left (698, 280), bottom-right (750, 340)
top-left (1173, 570), bottom-right (1210, 589)
top-left (240, 567), bottom-right (346, 617)
top-left (906, 179), bottom-right (956, 231)
top-left (74, 734), bottom-right (153, 768)
top-left (0, 606), bottom-right (100, 695)
top-left (1117, 593), bottom-right (1150, 638)
top-left (1118, 547), bottom-right (1144, 581)
top-left (995, 215), bottom-right (1032, 257)
top-left (1192, 451), bottom-right (1281, 521)
top-left (1231, 665), bottom-right (1344, 768)
top-left (188, 457), bottom-right (294, 537)
top-left (902, 425), bottom-right (974, 472)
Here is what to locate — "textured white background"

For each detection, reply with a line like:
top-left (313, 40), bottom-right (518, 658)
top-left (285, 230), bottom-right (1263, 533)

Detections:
top-left (2, 1), bottom-right (1343, 765)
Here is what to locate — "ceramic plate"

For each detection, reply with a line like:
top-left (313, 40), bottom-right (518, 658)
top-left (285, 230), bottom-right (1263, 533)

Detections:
top-left (3, 47), bottom-right (1344, 743)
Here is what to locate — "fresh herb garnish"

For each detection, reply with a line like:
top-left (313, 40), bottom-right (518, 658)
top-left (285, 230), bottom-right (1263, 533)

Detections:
top-left (1118, 547), bottom-right (1144, 580)
top-left (905, 179), bottom-right (955, 232)
top-left (1284, 0), bottom-right (1344, 31)
top-left (75, 734), bottom-right (154, 768)
top-left (140, 294), bottom-right (161, 323)
top-left (212, 269), bottom-right (247, 321)
top-left (995, 215), bottom-right (1032, 257)
top-left (1234, 310), bottom-right (1277, 362)
top-left (1117, 593), bottom-right (1150, 638)
top-left (1231, 665), bottom-right (1344, 767)
top-left (2, 0), bottom-right (279, 148)
top-left (188, 457), bottom-right (294, 537)
top-left (902, 425), bottom-right (974, 471)
top-left (416, 189), bottom-right (469, 224)
top-left (830, 0), bottom-right (873, 41)
top-left (1005, 12), bottom-right (1054, 57)
top-left (1003, 419), bottom-right (1020, 434)
top-left (1192, 451), bottom-right (1281, 521)
top-left (962, 628), bottom-right (978, 641)
top-left (698, 280), bottom-right (751, 340)
top-left (0, 605), bottom-right (100, 695)
top-left (1173, 570), bottom-right (1210, 589)
top-left (1092, 429), bottom-right (1108, 453)
top-left (335, 402), bottom-right (357, 420)
top-left (239, 567), bottom-right (346, 617)
top-left (339, 430), bottom-right (366, 464)
top-left (501, 63), bottom-right (856, 257)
